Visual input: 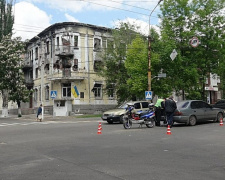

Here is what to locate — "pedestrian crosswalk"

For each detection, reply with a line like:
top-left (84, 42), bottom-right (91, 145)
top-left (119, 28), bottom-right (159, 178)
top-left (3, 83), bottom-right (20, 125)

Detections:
top-left (0, 120), bottom-right (97, 127)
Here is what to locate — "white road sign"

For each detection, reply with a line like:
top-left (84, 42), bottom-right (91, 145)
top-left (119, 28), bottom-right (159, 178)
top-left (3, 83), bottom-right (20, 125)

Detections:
top-left (145, 91), bottom-right (152, 100)
top-left (170, 49), bottom-right (177, 61)
top-left (50, 91), bottom-right (57, 99)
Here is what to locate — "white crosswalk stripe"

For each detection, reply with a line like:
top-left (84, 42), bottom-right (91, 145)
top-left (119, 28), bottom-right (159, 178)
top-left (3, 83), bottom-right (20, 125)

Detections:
top-left (0, 120), bottom-right (96, 127)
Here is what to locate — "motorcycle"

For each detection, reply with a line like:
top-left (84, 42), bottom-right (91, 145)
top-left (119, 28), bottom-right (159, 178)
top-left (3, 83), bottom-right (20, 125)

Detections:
top-left (123, 105), bottom-right (155, 129)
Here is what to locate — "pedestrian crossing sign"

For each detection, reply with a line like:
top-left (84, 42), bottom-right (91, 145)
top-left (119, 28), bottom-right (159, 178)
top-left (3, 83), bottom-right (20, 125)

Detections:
top-left (145, 91), bottom-right (152, 100)
top-left (50, 90), bottom-right (57, 99)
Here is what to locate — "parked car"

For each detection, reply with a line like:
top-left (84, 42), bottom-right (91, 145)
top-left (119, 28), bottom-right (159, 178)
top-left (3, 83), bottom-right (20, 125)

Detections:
top-left (173, 100), bottom-right (224, 126)
top-left (212, 99), bottom-right (225, 110)
top-left (101, 101), bottom-right (149, 124)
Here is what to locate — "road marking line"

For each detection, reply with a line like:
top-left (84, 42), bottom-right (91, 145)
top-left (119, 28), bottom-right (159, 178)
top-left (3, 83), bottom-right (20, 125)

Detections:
top-left (0, 120), bottom-right (98, 127)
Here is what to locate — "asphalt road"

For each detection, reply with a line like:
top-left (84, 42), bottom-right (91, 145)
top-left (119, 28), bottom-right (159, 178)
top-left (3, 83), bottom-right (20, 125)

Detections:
top-left (0, 115), bottom-right (225, 180)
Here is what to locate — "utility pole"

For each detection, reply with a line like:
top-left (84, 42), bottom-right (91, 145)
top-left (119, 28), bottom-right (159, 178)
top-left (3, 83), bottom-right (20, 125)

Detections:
top-left (148, 0), bottom-right (163, 91)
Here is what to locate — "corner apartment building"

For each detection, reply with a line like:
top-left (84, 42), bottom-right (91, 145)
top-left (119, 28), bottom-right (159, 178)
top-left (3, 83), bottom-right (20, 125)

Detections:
top-left (23, 22), bottom-right (117, 116)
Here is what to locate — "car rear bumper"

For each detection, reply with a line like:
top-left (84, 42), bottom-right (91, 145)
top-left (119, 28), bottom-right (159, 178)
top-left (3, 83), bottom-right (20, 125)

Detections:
top-left (173, 116), bottom-right (189, 123)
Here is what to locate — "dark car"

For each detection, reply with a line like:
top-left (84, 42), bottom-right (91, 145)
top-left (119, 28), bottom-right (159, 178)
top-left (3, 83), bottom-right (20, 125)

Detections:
top-left (212, 99), bottom-right (225, 110)
top-left (173, 100), bottom-right (224, 126)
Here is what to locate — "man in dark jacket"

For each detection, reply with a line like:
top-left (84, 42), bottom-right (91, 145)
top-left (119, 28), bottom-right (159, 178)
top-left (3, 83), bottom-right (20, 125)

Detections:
top-left (165, 96), bottom-right (177, 127)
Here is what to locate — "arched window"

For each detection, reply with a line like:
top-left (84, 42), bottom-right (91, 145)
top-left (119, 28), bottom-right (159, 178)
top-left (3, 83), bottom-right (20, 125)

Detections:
top-left (39, 86), bottom-right (41, 101)
top-left (45, 85), bottom-right (49, 100)
top-left (34, 88), bottom-right (38, 102)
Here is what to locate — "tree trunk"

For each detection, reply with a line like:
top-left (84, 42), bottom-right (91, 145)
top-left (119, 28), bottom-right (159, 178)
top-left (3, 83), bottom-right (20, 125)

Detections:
top-left (17, 100), bottom-right (21, 117)
top-left (2, 89), bottom-right (8, 117)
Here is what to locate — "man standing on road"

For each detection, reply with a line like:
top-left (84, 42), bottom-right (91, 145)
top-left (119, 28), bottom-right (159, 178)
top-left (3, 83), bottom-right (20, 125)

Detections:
top-left (154, 98), bottom-right (165, 126)
top-left (165, 96), bottom-right (177, 128)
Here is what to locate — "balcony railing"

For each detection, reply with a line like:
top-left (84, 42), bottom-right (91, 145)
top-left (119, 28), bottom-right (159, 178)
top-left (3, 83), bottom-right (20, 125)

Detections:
top-left (63, 68), bottom-right (71, 77)
top-left (22, 59), bottom-right (33, 70)
top-left (55, 46), bottom-right (74, 56)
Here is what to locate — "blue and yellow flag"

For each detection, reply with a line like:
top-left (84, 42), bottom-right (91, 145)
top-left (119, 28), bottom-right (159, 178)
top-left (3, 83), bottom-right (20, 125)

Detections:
top-left (72, 85), bottom-right (79, 98)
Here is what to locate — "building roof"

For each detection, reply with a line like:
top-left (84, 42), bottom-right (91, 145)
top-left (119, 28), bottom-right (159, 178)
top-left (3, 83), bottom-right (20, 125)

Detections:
top-left (29, 22), bottom-right (112, 43)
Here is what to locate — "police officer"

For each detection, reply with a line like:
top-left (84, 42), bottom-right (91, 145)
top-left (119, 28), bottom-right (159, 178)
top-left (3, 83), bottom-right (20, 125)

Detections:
top-left (154, 98), bottom-right (165, 126)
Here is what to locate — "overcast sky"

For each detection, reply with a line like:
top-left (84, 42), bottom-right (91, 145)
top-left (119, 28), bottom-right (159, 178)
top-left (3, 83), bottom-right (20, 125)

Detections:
top-left (12, 0), bottom-right (162, 41)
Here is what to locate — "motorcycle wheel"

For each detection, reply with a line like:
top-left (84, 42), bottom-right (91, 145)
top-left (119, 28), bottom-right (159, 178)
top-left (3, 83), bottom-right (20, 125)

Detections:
top-left (145, 118), bottom-right (154, 128)
top-left (123, 119), bottom-right (132, 129)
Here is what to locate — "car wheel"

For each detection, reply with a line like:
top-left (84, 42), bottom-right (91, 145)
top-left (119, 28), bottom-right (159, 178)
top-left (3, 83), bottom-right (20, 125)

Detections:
top-left (107, 120), bottom-right (113, 124)
top-left (216, 113), bottom-right (223, 122)
top-left (119, 115), bottom-right (124, 124)
top-left (189, 115), bottom-right (197, 126)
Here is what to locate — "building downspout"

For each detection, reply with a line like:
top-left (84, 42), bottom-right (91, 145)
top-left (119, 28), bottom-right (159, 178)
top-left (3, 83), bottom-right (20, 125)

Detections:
top-left (86, 28), bottom-right (91, 104)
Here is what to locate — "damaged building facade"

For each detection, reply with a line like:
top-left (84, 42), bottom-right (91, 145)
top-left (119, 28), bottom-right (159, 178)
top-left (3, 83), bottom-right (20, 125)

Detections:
top-left (23, 22), bottom-right (117, 116)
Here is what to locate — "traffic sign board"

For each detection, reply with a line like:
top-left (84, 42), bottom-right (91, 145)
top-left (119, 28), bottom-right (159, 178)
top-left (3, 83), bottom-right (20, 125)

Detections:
top-left (145, 91), bottom-right (152, 100)
top-left (190, 37), bottom-right (199, 48)
top-left (50, 90), bottom-right (57, 99)
top-left (170, 49), bottom-right (177, 61)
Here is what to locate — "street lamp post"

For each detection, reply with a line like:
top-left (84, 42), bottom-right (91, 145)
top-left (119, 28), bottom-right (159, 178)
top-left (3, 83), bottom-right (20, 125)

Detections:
top-left (148, 0), bottom-right (163, 91)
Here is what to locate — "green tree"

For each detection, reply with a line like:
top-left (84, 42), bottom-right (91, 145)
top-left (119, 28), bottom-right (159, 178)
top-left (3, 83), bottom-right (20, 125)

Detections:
top-left (0, 0), bottom-right (14, 40)
top-left (0, 0), bottom-right (14, 116)
top-left (125, 36), bottom-right (148, 100)
top-left (0, 0), bottom-right (30, 117)
top-left (0, 35), bottom-right (30, 117)
top-left (159, 0), bottom-right (225, 100)
top-left (99, 22), bottom-right (140, 103)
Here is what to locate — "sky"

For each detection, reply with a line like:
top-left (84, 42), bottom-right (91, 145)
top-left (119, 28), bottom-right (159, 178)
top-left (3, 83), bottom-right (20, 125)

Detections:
top-left (12, 0), bottom-right (163, 41)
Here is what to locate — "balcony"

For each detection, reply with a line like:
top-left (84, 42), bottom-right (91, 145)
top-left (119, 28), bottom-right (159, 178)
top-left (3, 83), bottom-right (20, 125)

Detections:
top-left (93, 51), bottom-right (102, 61)
top-left (48, 68), bottom-right (87, 82)
top-left (22, 59), bottom-right (33, 70)
top-left (55, 46), bottom-right (74, 57)
top-left (24, 78), bottom-right (34, 86)
top-left (63, 68), bottom-right (71, 77)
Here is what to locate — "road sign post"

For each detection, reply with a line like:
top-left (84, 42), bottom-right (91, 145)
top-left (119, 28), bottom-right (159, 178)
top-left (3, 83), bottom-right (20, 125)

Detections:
top-left (145, 91), bottom-right (152, 100)
top-left (50, 91), bottom-right (57, 99)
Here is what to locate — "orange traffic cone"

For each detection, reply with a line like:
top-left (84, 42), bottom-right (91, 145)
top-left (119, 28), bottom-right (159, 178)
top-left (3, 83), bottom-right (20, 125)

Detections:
top-left (167, 125), bottom-right (172, 135)
top-left (220, 118), bottom-right (224, 126)
top-left (97, 122), bottom-right (102, 134)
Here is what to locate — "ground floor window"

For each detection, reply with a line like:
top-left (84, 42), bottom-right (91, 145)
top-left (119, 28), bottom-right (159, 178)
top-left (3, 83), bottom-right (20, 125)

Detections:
top-left (92, 83), bottom-right (102, 99)
top-left (108, 88), bottom-right (114, 99)
top-left (45, 85), bottom-right (49, 100)
top-left (39, 86), bottom-right (41, 101)
top-left (34, 88), bottom-right (38, 101)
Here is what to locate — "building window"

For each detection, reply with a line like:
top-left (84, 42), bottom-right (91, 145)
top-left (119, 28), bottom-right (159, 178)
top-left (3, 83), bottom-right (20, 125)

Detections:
top-left (34, 88), bottom-right (38, 101)
top-left (35, 47), bottom-right (38, 60)
top-left (80, 92), bottom-right (84, 98)
top-left (108, 88), bottom-right (114, 99)
top-left (62, 83), bottom-right (71, 98)
top-left (45, 85), bottom-right (49, 100)
top-left (73, 59), bottom-right (78, 71)
top-left (46, 41), bottom-right (50, 54)
top-left (57, 37), bottom-right (59, 48)
top-left (36, 68), bottom-right (38, 78)
top-left (94, 38), bottom-right (101, 51)
top-left (107, 40), bottom-right (114, 50)
top-left (94, 61), bottom-right (103, 72)
top-left (29, 51), bottom-right (32, 60)
top-left (92, 83), bottom-right (102, 98)
top-left (74, 35), bottom-right (78, 48)
top-left (39, 86), bottom-right (41, 101)
top-left (56, 100), bottom-right (65, 107)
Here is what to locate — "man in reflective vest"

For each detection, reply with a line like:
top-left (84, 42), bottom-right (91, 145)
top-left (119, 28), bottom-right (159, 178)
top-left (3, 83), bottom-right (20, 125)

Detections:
top-left (154, 98), bottom-right (165, 126)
